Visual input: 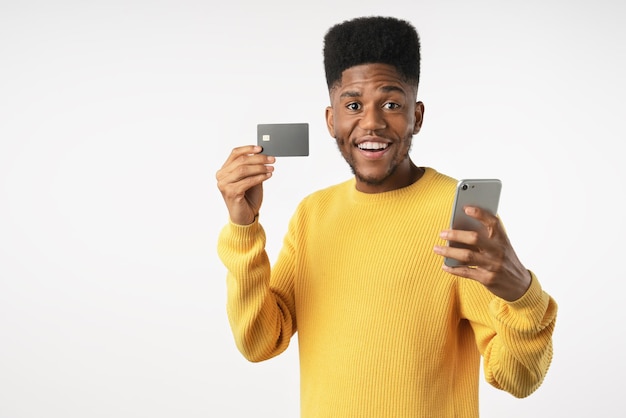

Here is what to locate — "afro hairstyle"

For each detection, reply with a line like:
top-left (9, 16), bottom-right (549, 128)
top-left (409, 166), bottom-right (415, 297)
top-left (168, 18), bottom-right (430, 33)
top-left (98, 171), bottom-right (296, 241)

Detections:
top-left (323, 16), bottom-right (421, 91)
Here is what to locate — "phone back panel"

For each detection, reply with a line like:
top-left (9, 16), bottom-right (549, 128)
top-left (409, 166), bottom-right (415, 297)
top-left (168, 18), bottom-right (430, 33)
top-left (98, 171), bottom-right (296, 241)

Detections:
top-left (445, 179), bottom-right (502, 267)
top-left (449, 179), bottom-right (502, 231)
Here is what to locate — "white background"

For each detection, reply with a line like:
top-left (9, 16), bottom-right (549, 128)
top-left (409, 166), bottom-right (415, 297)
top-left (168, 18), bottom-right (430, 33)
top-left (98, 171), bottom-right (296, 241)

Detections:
top-left (1, 0), bottom-right (624, 417)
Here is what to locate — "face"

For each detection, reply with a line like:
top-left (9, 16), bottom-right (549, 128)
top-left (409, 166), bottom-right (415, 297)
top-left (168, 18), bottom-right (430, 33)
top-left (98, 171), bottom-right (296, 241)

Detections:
top-left (325, 63), bottom-right (424, 193)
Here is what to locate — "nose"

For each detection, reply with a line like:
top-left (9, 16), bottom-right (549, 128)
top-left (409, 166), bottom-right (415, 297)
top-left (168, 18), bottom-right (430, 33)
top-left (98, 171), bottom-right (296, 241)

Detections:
top-left (359, 106), bottom-right (386, 131)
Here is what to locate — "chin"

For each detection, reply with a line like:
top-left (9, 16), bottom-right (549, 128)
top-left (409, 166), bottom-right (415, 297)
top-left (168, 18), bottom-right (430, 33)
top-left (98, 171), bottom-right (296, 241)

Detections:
top-left (355, 172), bottom-right (389, 186)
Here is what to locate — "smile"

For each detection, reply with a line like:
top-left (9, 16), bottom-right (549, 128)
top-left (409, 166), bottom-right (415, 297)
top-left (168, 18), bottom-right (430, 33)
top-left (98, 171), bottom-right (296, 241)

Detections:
top-left (357, 141), bottom-right (389, 151)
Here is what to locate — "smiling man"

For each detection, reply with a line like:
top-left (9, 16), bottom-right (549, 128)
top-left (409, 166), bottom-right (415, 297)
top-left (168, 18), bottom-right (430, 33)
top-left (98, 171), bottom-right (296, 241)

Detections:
top-left (325, 62), bottom-right (424, 192)
top-left (216, 16), bottom-right (557, 418)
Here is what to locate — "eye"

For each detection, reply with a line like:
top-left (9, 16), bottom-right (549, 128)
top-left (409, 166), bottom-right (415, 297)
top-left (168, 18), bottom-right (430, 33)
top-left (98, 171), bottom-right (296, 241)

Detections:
top-left (346, 102), bottom-right (361, 111)
top-left (383, 102), bottom-right (401, 110)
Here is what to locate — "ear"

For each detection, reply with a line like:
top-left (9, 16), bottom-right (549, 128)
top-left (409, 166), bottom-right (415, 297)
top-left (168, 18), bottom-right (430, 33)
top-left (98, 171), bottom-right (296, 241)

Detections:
top-left (413, 101), bottom-right (425, 134)
top-left (325, 106), bottom-right (336, 138)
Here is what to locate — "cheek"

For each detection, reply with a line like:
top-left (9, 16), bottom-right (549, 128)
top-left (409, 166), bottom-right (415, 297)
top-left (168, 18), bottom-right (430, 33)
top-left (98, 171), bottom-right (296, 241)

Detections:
top-left (331, 121), bottom-right (349, 143)
top-left (335, 136), bottom-right (348, 148)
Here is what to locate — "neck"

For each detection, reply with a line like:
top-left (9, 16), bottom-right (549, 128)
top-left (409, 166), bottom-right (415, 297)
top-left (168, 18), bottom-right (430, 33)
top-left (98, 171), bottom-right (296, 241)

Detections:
top-left (355, 160), bottom-right (425, 193)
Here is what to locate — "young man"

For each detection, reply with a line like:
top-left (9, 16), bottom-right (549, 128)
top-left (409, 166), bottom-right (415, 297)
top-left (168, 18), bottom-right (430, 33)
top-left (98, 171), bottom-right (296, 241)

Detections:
top-left (216, 16), bottom-right (557, 418)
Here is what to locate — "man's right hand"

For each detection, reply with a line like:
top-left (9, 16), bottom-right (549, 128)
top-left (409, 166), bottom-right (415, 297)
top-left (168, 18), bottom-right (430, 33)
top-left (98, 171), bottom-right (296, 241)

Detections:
top-left (216, 145), bottom-right (275, 225)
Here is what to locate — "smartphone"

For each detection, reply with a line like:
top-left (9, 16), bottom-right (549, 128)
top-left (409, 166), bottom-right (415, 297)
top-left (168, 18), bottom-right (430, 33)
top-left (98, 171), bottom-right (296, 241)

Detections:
top-left (444, 179), bottom-right (502, 267)
top-left (257, 123), bottom-right (309, 157)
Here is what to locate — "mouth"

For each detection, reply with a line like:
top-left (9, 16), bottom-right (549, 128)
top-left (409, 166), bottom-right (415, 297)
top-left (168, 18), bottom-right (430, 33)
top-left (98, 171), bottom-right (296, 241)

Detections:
top-left (357, 141), bottom-right (389, 151)
top-left (355, 139), bottom-right (391, 160)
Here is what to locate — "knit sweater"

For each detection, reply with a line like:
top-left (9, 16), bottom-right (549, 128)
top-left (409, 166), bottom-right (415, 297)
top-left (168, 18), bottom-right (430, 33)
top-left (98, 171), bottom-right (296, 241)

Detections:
top-left (217, 167), bottom-right (557, 418)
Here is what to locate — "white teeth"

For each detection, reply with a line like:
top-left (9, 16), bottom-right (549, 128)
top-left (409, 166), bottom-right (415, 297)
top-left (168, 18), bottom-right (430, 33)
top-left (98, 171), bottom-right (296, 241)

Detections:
top-left (358, 142), bottom-right (388, 150)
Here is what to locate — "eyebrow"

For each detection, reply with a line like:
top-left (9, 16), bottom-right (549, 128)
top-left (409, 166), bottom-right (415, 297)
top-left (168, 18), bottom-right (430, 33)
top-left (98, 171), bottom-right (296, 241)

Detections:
top-left (339, 90), bottom-right (361, 99)
top-left (380, 85), bottom-right (406, 94)
top-left (339, 85), bottom-right (406, 99)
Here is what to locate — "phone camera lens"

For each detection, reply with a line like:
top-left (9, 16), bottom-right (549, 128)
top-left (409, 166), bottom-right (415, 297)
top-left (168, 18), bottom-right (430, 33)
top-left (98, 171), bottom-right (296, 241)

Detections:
top-left (461, 184), bottom-right (468, 190)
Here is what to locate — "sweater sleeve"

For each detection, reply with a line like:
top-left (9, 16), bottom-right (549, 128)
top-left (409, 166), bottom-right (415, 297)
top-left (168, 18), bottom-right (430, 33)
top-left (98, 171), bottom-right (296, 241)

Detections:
top-left (217, 217), bottom-right (296, 362)
top-left (461, 272), bottom-right (558, 398)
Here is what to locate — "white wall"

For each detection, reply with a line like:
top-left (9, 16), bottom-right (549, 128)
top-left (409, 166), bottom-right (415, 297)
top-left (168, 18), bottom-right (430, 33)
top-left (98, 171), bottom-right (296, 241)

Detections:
top-left (1, 0), bottom-right (623, 417)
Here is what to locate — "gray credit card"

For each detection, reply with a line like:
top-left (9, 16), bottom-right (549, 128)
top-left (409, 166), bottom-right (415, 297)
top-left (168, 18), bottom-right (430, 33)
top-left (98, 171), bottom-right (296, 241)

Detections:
top-left (257, 123), bottom-right (309, 157)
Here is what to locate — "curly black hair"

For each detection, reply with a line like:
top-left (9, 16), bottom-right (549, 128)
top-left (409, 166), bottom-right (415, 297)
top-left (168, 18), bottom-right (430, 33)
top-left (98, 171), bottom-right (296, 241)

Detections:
top-left (323, 16), bottom-right (421, 91)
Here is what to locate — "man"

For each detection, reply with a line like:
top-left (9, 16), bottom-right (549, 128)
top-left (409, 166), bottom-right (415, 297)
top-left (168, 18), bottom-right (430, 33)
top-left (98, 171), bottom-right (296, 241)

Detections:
top-left (216, 16), bottom-right (557, 418)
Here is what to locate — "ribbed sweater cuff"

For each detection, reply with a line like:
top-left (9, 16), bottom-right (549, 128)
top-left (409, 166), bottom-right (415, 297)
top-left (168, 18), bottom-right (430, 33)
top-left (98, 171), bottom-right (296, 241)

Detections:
top-left (227, 215), bottom-right (261, 239)
top-left (491, 272), bottom-right (551, 332)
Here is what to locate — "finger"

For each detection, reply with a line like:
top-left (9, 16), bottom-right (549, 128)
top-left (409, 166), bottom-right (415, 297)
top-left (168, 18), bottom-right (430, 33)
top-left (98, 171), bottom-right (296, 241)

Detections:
top-left (217, 167), bottom-right (273, 200)
top-left (440, 228), bottom-right (481, 248)
top-left (217, 151), bottom-right (275, 182)
top-left (218, 159), bottom-right (274, 183)
top-left (463, 206), bottom-right (501, 239)
top-left (442, 263), bottom-right (494, 283)
top-left (435, 244), bottom-right (481, 268)
top-left (436, 230), bottom-right (499, 268)
top-left (437, 231), bottom-right (506, 271)
top-left (221, 145), bottom-right (265, 168)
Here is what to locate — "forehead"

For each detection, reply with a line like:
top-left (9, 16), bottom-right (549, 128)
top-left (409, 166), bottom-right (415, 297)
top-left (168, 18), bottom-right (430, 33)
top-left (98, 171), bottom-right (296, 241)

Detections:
top-left (330, 63), bottom-right (416, 99)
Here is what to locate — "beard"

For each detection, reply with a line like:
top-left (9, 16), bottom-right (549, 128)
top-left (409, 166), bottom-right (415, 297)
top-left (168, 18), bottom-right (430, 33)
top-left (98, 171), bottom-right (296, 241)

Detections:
top-left (336, 136), bottom-right (413, 186)
top-left (347, 160), bottom-right (399, 186)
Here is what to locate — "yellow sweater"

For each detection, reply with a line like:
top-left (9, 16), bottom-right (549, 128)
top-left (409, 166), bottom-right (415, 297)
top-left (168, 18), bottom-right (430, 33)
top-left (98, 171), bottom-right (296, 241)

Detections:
top-left (218, 167), bottom-right (557, 418)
